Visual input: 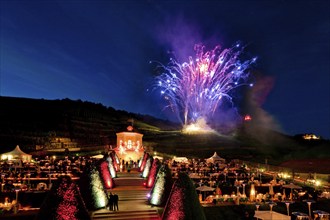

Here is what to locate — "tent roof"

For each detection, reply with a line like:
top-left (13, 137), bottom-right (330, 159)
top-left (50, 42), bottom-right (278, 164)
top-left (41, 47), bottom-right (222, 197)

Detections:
top-left (210, 152), bottom-right (221, 159)
top-left (172, 157), bottom-right (188, 163)
top-left (91, 154), bottom-right (104, 159)
top-left (5, 145), bottom-right (31, 156)
top-left (206, 152), bottom-right (225, 164)
top-left (207, 152), bottom-right (224, 160)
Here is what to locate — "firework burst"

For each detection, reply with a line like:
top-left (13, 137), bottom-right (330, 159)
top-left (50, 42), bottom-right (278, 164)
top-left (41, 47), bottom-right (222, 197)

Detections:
top-left (154, 43), bottom-right (256, 127)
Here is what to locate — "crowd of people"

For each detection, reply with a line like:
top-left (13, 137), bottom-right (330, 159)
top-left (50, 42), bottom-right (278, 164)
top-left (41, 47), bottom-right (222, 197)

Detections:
top-left (0, 156), bottom-right (95, 192)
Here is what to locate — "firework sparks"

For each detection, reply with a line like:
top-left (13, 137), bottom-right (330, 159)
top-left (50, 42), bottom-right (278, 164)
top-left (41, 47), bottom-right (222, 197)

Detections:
top-left (154, 43), bottom-right (256, 127)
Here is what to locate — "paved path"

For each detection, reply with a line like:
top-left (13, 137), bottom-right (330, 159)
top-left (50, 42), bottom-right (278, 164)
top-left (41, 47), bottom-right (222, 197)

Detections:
top-left (91, 171), bottom-right (161, 220)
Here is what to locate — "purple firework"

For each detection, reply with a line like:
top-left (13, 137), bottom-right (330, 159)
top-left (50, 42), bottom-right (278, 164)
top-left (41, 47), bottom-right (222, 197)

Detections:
top-left (154, 43), bottom-right (256, 126)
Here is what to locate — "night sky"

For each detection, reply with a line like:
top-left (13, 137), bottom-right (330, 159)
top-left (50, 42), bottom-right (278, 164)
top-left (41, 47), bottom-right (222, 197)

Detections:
top-left (1, 0), bottom-right (329, 139)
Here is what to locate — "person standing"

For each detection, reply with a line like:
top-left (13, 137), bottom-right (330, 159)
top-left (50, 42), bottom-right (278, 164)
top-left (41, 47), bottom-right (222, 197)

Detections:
top-left (108, 192), bottom-right (114, 211)
top-left (113, 193), bottom-right (119, 211)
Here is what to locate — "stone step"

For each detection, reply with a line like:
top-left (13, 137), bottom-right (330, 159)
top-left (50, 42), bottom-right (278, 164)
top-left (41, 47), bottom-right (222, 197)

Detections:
top-left (108, 189), bottom-right (150, 201)
top-left (93, 209), bottom-right (160, 220)
top-left (114, 178), bottom-right (145, 186)
top-left (91, 172), bottom-right (158, 220)
top-left (116, 171), bottom-right (141, 178)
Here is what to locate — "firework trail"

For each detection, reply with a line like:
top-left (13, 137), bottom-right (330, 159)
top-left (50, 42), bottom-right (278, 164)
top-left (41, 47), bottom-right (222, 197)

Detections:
top-left (154, 43), bottom-right (256, 126)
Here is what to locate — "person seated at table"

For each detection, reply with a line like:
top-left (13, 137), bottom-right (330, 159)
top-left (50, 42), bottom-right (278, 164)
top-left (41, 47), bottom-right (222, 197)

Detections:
top-left (20, 184), bottom-right (28, 190)
top-left (3, 181), bottom-right (14, 191)
top-left (4, 197), bottom-right (10, 204)
top-left (313, 213), bottom-right (320, 220)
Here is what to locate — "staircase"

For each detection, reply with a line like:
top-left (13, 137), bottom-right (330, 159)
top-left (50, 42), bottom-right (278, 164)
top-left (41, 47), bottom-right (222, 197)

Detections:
top-left (92, 210), bottom-right (160, 220)
top-left (91, 172), bottom-right (160, 220)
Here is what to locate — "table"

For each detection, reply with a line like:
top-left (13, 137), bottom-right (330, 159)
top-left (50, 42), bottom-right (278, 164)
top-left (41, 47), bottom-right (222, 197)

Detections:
top-left (292, 212), bottom-right (309, 220)
top-left (313, 210), bottom-right (330, 220)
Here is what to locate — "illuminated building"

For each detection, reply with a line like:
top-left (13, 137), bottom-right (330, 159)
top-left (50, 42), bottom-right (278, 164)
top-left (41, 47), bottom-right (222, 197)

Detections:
top-left (114, 126), bottom-right (144, 161)
top-left (36, 137), bottom-right (79, 152)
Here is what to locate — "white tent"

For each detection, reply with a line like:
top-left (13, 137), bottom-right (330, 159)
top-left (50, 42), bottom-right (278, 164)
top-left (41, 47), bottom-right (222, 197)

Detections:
top-left (206, 152), bottom-right (225, 164)
top-left (0, 145), bottom-right (32, 162)
top-left (172, 156), bottom-right (188, 163)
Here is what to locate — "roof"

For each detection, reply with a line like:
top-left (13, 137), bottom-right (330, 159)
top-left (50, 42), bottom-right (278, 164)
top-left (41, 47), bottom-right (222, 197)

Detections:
top-left (4, 145), bottom-right (31, 156)
top-left (206, 152), bottom-right (225, 163)
top-left (210, 152), bottom-right (221, 159)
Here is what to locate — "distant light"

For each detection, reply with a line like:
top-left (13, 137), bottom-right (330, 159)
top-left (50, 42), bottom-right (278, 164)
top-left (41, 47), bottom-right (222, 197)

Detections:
top-left (303, 134), bottom-right (320, 140)
top-left (244, 115), bottom-right (252, 121)
top-left (249, 83), bottom-right (254, 87)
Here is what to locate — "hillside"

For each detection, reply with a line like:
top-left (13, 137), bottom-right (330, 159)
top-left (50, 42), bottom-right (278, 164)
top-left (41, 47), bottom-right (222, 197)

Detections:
top-left (0, 96), bottom-right (179, 152)
top-left (1, 96), bottom-right (329, 165)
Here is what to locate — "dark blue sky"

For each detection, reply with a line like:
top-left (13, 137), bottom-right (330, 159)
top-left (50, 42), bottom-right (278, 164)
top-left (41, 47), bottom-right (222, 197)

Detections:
top-left (1, 0), bottom-right (329, 138)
